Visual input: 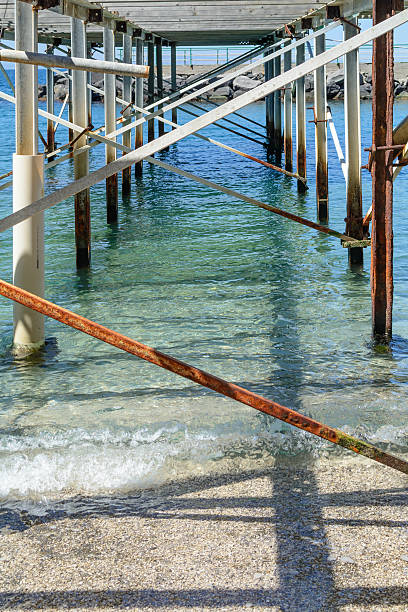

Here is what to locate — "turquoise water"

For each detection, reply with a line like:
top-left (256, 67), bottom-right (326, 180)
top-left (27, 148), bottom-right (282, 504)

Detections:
top-left (0, 71), bottom-right (407, 500)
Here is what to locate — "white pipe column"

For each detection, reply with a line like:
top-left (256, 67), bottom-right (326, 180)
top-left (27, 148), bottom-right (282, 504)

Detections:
top-left (274, 47), bottom-right (282, 152)
top-left (134, 37), bottom-right (144, 176)
top-left (296, 38), bottom-right (307, 192)
top-left (122, 30), bottom-right (132, 196)
top-left (46, 44), bottom-right (55, 160)
top-left (71, 17), bottom-right (90, 268)
top-left (283, 40), bottom-right (293, 171)
top-left (314, 31), bottom-right (328, 220)
top-left (171, 42), bottom-right (177, 128)
top-left (13, 0), bottom-right (44, 349)
top-left (104, 23), bottom-right (118, 223)
top-left (344, 18), bottom-right (363, 265)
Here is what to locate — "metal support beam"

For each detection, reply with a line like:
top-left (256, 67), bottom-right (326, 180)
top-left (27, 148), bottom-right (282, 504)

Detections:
top-left (171, 41), bottom-right (177, 128)
top-left (46, 45), bottom-right (55, 161)
top-left (264, 50), bottom-right (274, 145)
top-left (344, 19), bottom-right (363, 265)
top-left (283, 40), bottom-right (292, 172)
top-left (147, 39), bottom-right (155, 145)
top-left (122, 31), bottom-right (132, 196)
top-left (71, 17), bottom-right (90, 268)
top-left (13, 0), bottom-right (44, 350)
top-left (0, 47), bottom-right (149, 78)
top-left (273, 48), bottom-right (282, 152)
top-left (134, 37), bottom-right (144, 176)
top-left (104, 24), bottom-right (118, 223)
top-left (314, 31), bottom-right (328, 220)
top-left (156, 37), bottom-right (164, 137)
top-left (371, 0), bottom-right (395, 342)
top-left (296, 39), bottom-right (307, 192)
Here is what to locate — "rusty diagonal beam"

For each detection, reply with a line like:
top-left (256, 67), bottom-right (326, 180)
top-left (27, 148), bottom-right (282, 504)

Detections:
top-left (0, 278), bottom-right (407, 475)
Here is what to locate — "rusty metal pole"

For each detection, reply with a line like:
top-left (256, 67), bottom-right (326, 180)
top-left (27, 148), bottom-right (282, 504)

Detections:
top-left (1, 277), bottom-right (408, 475)
top-left (283, 40), bottom-right (293, 172)
top-left (296, 38), bottom-right (307, 192)
top-left (46, 44), bottom-right (55, 161)
top-left (68, 66), bottom-right (73, 147)
top-left (71, 16), bottom-right (90, 268)
top-left (156, 37), bottom-right (164, 137)
top-left (122, 28), bottom-right (132, 197)
top-left (87, 40), bottom-right (92, 128)
top-left (371, 0), bottom-right (394, 342)
top-left (134, 36), bottom-right (144, 176)
top-left (264, 49), bottom-right (274, 148)
top-left (344, 18), bottom-right (363, 266)
top-left (171, 41), bottom-right (177, 128)
top-left (273, 46), bottom-right (282, 152)
top-left (147, 38), bottom-right (155, 145)
top-left (314, 30), bottom-right (328, 221)
top-left (104, 22), bottom-right (118, 223)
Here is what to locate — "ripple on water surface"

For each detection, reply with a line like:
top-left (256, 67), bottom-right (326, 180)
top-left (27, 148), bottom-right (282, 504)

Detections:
top-left (0, 92), bottom-right (408, 501)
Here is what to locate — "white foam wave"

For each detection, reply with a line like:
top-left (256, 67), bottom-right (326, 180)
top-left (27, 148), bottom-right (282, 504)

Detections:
top-left (1, 420), bottom-right (406, 500)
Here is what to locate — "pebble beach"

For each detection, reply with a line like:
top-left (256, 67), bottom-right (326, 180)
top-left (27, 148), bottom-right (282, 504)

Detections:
top-left (1, 456), bottom-right (407, 611)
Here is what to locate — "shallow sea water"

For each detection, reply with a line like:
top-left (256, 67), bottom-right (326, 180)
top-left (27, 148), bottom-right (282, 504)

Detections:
top-left (0, 70), bottom-right (407, 502)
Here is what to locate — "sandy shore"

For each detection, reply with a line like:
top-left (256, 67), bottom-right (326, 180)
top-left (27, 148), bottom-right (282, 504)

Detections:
top-left (0, 455), bottom-right (407, 611)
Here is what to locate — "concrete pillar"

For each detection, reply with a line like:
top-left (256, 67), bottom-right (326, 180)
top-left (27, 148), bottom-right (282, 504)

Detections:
top-left (156, 37), bottom-right (164, 137)
top-left (46, 45), bottom-right (55, 160)
top-left (296, 39), bottom-right (307, 192)
top-left (283, 40), bottom-right (293, 172)
top-left (344, 19), bottom-right (363, 265)
top-left (314, 32), bottom-right (328, 220)
top-left (147, 39), bottom-right (155, 144)
top-left (134, 37), bottom-right (144, 176)
top-left (71, 17), bottom-right (90, 268)
top-left (122, 31), bottom-right (132, 196)
top-left (171, 41), bottom-right (177, 128)
top-left (13, 0), bottom-right (44, 350)
top-left (104, 24), bottom-right (118, 223)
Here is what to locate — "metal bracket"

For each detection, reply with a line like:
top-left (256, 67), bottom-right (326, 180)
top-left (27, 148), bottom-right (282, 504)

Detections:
top-left (307, 107), bottom-right (327, 125)
top-left (68, 124), bottom-right (93, 149)
top-left (326, 5), bottom-right (341, 19)
top-left (301, 17), bottom-right (313, 30)
top-left (115, 20), bottom-right (127, 33)
top-left (88, 8), bottom-right (103, 22)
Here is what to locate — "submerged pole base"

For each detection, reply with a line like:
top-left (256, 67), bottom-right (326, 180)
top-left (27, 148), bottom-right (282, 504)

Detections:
top-left (106, 175), bottom-right (118, 224)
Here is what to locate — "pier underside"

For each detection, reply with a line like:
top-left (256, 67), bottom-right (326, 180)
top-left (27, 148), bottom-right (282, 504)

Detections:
top-left (0, 0), bottom-right (408, 474)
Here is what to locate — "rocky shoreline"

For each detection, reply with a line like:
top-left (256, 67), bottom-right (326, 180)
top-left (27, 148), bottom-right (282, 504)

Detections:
top-left (38, 62), bottom-right (408, 104)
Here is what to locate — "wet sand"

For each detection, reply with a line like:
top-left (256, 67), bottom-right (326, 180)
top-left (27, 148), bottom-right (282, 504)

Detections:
top-left (0, 456), bottom-right (407, 611)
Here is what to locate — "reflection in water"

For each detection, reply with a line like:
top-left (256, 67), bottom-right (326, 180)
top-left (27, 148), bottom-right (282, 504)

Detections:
top-left (0, 90), bottom-right (407, 500)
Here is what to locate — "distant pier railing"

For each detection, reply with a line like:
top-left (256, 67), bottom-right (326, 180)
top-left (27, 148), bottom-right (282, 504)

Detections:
top-left (119, 43), bottom-right (408, 67)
